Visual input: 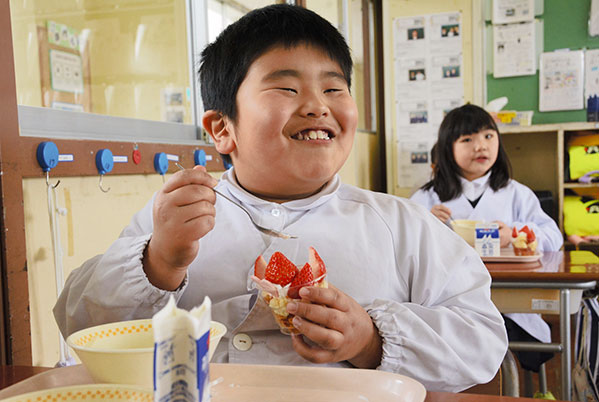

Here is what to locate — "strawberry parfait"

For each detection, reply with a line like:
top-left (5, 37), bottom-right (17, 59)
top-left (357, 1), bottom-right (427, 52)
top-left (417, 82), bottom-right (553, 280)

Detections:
top-left (251, 247), bottom-right (327, 335)
top-left (511, 225), bottom-right (537, 256)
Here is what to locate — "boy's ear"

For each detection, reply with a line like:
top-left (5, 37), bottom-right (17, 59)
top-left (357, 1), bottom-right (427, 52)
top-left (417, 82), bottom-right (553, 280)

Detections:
top-left (202, 110), bottom-right (236, 155)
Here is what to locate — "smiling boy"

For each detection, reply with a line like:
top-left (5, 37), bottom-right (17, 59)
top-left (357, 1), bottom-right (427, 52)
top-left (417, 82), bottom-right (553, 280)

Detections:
top-left (55, 4), bottom-right (507, 392)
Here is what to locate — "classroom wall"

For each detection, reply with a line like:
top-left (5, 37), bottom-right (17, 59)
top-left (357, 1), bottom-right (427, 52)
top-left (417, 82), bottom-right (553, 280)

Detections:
top-left (24, 175), bottom-right (159, 365)
top-left (13, 0), bottom-right (380, 366)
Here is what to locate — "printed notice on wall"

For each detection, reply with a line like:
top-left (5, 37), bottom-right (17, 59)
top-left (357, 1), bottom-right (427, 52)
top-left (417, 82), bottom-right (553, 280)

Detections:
top-left (539, 50), bottom-right (584, 112)
top-left (585, 49), bottom-right (599, 102)
top-left (493, 21), bottom-right (536, 77)
top-left (49, 49), bottom-right (84, 93)
top-left (393, 12), bottom-right (463, 188)
top-left (590, 0), bottom-right (599, 37)
top-left (492, 0), bottom-right (534, 24)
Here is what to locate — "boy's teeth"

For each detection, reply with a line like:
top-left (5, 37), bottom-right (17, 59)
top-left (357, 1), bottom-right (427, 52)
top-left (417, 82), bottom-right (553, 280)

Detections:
top-left (294, 130), bottom-right (330, 141)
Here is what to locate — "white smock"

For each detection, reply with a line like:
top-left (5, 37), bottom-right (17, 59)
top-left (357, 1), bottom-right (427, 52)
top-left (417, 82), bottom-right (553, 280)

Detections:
top-left (410, 174), bottom-right (563, 343)
top-left (54, 168), bottom-right (508, 392)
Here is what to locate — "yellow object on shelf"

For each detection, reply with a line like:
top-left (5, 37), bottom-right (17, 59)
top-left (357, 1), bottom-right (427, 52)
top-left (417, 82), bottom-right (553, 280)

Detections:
top-left (490, 110), bottom-right (534, 126)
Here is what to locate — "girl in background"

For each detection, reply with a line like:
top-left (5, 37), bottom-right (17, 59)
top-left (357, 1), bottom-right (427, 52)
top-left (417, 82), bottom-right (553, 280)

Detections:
top-left (410, 104), bottom-right (563, 373)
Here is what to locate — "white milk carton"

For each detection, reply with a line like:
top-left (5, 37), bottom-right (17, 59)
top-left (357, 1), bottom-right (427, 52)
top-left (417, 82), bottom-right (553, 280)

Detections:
top-left (153, 295), bottom-right (212, 402)
top-left (474, 223), bottom-right (500, 257)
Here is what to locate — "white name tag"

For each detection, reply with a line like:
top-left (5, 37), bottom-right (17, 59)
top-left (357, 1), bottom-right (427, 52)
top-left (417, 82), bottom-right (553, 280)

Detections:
top-left (531, 299), bottom-right (559, 311)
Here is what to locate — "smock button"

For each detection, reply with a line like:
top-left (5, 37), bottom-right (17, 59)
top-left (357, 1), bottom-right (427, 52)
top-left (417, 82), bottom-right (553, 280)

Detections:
top-left (233, 333), bottom-right (252, 351)
top-left (271, 208), bottom-right (280, 217)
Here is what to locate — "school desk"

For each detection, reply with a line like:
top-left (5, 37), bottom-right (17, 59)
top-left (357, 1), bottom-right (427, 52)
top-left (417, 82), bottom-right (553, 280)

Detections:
top-left (0, 364), bottom-right (563, 401)
top-left (486, 250), bottom-right (599, 401)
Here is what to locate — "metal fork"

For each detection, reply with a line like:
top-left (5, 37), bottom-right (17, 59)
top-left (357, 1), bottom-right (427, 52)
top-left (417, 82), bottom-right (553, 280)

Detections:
top-left (175, 163), bottom-right (297, 239)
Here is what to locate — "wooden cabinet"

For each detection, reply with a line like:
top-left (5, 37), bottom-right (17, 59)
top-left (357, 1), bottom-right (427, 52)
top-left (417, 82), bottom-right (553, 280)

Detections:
top-left (500, 122), bottom-right (599, 236)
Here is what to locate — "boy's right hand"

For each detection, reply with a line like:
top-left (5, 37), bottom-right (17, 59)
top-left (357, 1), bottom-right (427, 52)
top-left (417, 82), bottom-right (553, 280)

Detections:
top-left (143, 166), bottom-right (218, 291)
top-left (430, 204), bottom-right (452, 223)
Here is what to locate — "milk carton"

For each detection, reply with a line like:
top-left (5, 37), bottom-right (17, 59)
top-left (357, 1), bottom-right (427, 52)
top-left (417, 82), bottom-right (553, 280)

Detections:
top-left (153, 295), bottom-right (212, 402)
top-left (474, 223), bottom-right (500, 257)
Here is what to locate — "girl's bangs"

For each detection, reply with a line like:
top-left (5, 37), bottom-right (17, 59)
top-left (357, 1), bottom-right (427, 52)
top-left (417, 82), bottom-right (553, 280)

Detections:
top-left (451, 109), bottom-right (497, 140)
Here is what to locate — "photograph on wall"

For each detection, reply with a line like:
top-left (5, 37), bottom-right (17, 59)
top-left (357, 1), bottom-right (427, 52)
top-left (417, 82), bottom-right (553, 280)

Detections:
top-left (396, 141), bottom-right (434, 188)
top-left (441, 24), bottom-right (459, 38)
top-left (409, 110), bottom-right (428, 124)
top-left (411, 151), bottom-right (429, 164)
top-left (409, 68), bottom-right (426, 81)
top-left (407, 27), bottom-right (425, 40)
top-left (442, 65), bottom-right (460, 78)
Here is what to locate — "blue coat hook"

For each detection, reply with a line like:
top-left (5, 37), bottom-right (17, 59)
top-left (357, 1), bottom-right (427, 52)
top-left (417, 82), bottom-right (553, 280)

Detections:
top-left (194, 149), bottom-right (207, 167)
top-left (36, 141), bottom-right (60, 188)
top-left (154, 152), bottom-right (169, 175)
top-left (96, 149), bottom-right (114, 192)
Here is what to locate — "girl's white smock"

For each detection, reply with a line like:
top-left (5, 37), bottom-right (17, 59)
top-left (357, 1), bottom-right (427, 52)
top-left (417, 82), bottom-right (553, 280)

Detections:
top-left (54, 168), bottom-right (508, 392)
top-left (410, 176), bottom-right (563, 343)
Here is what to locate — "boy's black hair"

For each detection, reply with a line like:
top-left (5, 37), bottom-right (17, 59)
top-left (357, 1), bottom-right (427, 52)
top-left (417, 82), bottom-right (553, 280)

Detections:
top-left (199, 4), bottom-right (353, 167)
top-left (421, 104), bottom-right (512, 202)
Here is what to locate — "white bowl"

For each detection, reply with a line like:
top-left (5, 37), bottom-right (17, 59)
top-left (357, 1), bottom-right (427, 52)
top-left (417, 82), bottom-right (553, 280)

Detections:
top-left (67, 319), bottom-right (226, 388)
top-left (451, 219), bottom-right (482, 247)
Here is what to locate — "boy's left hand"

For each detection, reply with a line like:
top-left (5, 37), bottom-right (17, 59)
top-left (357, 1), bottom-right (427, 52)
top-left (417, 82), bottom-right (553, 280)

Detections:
top-left (286, 284), bottom-right (382, 369)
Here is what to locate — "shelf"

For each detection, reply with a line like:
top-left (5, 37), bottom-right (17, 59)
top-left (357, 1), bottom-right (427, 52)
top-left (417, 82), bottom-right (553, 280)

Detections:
top-left (499, 121), bottom-right (599, 236)
top-left (500, 121), bottom-right (599, 135)
top-left (564, 182), bottom-right (599, 189)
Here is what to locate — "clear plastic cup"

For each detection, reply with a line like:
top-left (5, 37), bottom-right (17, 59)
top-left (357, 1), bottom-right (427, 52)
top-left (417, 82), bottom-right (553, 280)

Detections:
top-left (261, 274), bottom-right (328, 335)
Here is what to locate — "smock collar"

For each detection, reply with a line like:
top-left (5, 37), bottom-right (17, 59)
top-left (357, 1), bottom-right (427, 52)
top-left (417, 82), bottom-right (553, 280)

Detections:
top-left (460, 171), bottom-right (491, 202)
top-left (218, 167), bottom-right (340, 211)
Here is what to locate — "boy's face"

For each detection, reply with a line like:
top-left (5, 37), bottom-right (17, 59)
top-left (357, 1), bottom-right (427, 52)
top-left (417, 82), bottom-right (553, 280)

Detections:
top-left (207, 44), bottom-right (357, 201)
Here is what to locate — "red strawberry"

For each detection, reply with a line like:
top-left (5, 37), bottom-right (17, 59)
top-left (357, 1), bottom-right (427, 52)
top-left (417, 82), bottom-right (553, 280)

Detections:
top-left (254, 255), bottom-right (267, 279)
top-left (264, 252), bottom-right (297, 286)
top-left (520, 225), bottom-right (536, 242)
top-left (288, 263), bottom-right (314, 299)
top-left (512, 227), bottom-right (518, 238)
top-left (308, 247), bottom-right (326, 280)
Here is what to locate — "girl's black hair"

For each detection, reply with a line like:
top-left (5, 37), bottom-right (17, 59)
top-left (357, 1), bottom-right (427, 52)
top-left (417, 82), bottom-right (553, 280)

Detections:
top-left (421, 104), bottom-right (512, 201)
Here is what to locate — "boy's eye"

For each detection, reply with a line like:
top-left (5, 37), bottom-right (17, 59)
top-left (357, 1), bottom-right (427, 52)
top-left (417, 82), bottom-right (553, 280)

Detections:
top-left (324, 88), bottom-right (342, 93)
top-left (278, 88), bottom-right (297, 93)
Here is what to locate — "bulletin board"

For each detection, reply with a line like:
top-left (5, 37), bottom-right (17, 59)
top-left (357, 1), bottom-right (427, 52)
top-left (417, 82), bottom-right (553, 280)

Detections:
top-left (383, 0), bottom-right (475, 197)
top-left (37, 23), bottom-right (92, 112)
top-left (487, 0), bottom-right (599, 124)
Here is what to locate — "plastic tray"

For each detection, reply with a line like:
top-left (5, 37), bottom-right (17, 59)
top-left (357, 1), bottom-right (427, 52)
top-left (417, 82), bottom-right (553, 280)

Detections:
top-left (482, 248), bottom-right (543, 263)
top-left (0, 363), bottom-right (427, 402)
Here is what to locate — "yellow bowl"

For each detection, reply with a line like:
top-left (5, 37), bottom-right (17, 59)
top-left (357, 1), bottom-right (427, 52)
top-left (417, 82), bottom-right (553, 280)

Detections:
top-left (451, 219), bottom-right (482, 247)
top-left (3, 384), bottom-right (152, 402)
top-left (66, 319), bottom-right (226, 388)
